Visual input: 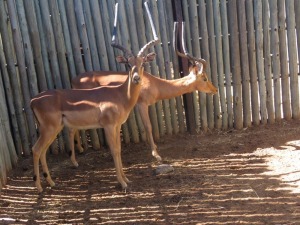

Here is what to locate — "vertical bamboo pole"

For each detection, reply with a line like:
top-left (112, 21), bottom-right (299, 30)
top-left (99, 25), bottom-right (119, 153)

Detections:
top-left (0, 38), bottom-right (22, 155)
top-left (157, 0), bottom-right (179, 135)
top-left (23, 0), bottom-right (48, 92)
top-left (212, 0), bottom-right (228, 130)
top-left (245, 0), bottom-right (260, 126)
top-left (56, 0), bottom-right (77, 80)
top-left (278, 0), bottom-right (292, 120)
top-left (285, 0), bottom-right (300, 119)
top-left (269, 0), bottom-right (282, 121)
top-left (98, 0), bottom-right (118, 71)
top-left (48, 0), bottom-right (71, 89)
top-left (228, 0), bottom-right (243, 129)
top-left (295, 0), bottom-right (300, 75)
top-left (220, 0), bottom-right (233, 128)
top-left (82, 1), bottom-right (100, 71)
top-left (198, 0), bottom-right (215, 130)
top-left (206, 0), bottom-right (221, 129)
top-left (33, 0), bottom-right (54, 89)
top-left (15, 0), bottom-right (39, 96)
top-left (6, 0), bottom-right (38, 149)
top-left (165, 0), bottom-right (185, 134)
top-left (39, 0), bottom-right (63, 89)
top-left (263, 0), bottom-right (275, 124)
top-left (254, 0), bottom-right (268, 124)
top-left (237, 0), bottom-right (252, 127)
top-left (64, 0), bottom-right (85, 74)
top-left (0, 69), bottom-right (17, 167)
top-left (89, 0), bottom-right (110, 70)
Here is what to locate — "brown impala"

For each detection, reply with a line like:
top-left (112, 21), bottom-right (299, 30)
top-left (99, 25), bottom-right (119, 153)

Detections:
top-left (30, 3), bottom-right (159, 193)
top-left (71, 22), bottom-right (218, 162)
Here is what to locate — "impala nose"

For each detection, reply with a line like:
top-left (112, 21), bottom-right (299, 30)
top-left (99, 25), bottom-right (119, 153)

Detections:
top-left (133, 72), bottom-right (140, 84)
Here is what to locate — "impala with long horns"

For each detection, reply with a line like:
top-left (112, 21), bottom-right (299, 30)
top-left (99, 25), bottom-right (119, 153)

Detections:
top-left (30, 2), bottom-right (159, 193)
top-left (71, 22), bottom-right (218, 162)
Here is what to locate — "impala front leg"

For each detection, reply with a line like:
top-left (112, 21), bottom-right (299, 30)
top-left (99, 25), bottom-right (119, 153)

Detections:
top-left (116, 125), bottom-right (130, 183)
top-left (137, 104), bottom-right (162, 161)
top-left (104, 126), bottom-right (128, 189)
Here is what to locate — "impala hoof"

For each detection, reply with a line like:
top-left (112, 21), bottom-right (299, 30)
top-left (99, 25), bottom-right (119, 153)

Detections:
top-left (153, 154), bottom-right (162, 162)
top-left (37, 186), bottom-right (43, 193)
top-left (49, 181), bottom-right (55, 188)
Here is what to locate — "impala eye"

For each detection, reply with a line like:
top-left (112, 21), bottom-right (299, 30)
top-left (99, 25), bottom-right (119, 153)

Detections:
top-left (203, 77), bottom-right (207, 82)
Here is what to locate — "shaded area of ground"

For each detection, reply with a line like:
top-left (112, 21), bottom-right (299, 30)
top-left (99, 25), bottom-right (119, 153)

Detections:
top-left (1, 120), bottom-right (300, 224)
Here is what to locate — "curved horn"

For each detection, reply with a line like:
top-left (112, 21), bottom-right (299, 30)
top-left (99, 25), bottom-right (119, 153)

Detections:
top-left (111, 3), bottom-right (133, 58)
top-left (173, 22), bottom-right (187, 59)
top-left (175, 22), bottom-right (207, 71)
top-left (137, 1), bottom-right (159, 57)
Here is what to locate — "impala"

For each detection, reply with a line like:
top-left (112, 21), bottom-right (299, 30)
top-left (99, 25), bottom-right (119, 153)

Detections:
top-left (71, 22), bottom-right (218, 162)
top-left (30, 3), bottom-right (159, 192)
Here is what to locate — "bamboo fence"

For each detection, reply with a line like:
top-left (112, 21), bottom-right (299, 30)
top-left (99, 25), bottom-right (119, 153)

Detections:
top-left (0, 0), bottom-right (300, 190)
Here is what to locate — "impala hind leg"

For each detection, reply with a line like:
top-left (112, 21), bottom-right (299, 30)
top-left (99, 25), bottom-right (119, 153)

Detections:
top-left (137, 104), bottom-right (162, 161)
top-left (69, 128), bottom-right (79, 167)
top-left (37, 126), bottom-right (63, 191)
top-left (74, 130), bottom-right (84, 153)
top-left (104, 126), bottom-right (127, 189)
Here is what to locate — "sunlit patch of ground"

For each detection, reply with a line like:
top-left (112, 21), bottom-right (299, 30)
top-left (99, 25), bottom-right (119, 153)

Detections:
top-left (254, 140), bottom-right (300, 193)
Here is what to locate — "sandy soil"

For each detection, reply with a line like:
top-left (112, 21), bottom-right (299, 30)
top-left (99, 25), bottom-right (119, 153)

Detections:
top-left (1, 120), bottom-right (300, 224)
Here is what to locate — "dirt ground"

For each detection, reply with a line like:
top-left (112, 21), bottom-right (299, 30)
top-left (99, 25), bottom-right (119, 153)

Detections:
top-left (1, 120), bottom-right (300, 224)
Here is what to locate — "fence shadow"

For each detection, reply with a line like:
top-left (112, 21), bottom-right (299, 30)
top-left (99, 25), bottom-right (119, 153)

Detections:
top-left (1, 121), bottom-right (300, 224)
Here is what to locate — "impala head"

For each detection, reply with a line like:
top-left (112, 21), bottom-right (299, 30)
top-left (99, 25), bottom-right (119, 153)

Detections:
top-left (173, 22), bottom-right (218, 95)
top-left (112, 2), bottom-right (159, 85)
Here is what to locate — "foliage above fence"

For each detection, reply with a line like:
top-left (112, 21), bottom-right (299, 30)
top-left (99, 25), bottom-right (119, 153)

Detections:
top-left (0, 0), bottom-right (300, 190)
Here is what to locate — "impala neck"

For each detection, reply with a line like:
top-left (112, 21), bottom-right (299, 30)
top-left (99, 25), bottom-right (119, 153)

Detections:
top-left (120, 73), bottom-right (142, 109)
top-left (155, 74), bottom-right (196, 100)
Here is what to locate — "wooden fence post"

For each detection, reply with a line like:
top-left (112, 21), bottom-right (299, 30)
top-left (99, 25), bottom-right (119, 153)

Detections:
top-left (254, 0), bottom-right (268, 125)
top-left (237, 0), bottom-right (252, 127)
top-left (269, 0), bottom-right (282, 121)
top-left (6, 0), bottom-right (38, 151)
top-left (263, 0), bottom-right (275, 124)
top-left (220, 0), bottom-right (233, 129)
top-left (278, 0), bottom-right (292, 120)
top-left (23, 0), bottom-right (48, 92)
top-left (213, 0), bottom-right (228, 130)
top-left (228, 0), bottom-right (243, 129)
top-left (286, 0), bottom-right (300, 119)
top-left (173, 0), bottom-right (197, 134)
top-left (245, 0), bottom-right (260, 126)
top-left (206, 0), bottom-right (222, 129)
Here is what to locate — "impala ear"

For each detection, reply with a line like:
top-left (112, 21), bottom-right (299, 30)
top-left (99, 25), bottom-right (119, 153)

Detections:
top-left (143, 52), bottom-right (156, 63)
top-left (189, 65), bottom-right (197, 76)
top-left (116, 55), bottom-right (128, 64)
top-left (198, 62), bottom-right (204, 74)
